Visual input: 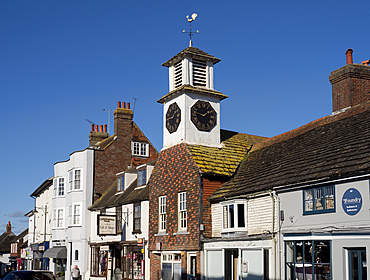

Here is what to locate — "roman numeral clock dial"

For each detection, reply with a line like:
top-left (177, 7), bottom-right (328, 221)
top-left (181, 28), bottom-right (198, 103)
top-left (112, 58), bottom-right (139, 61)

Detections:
top-left (166, 102), bottom-right (181, 134)
top-left (191, 100), bottom-right (217, 131)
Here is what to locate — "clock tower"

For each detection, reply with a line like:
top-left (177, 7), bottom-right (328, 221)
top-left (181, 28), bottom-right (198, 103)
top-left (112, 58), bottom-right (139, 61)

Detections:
top-left (158, 46), bottom-right (228, 148)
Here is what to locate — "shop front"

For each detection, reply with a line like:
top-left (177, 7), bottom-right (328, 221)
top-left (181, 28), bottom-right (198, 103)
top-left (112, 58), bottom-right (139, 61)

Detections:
top-left (90, 242), bottom-right (145, 280)
top-left (44, 246), bottom-right (67, 277)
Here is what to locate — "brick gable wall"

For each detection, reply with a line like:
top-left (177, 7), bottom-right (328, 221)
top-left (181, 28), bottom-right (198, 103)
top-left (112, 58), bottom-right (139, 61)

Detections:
top-left (148, 143), bottom-right (201, 252)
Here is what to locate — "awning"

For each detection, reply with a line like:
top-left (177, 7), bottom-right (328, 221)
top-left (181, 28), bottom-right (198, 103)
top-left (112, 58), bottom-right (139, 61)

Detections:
top-left (43, 246), bottom-right (67, 259)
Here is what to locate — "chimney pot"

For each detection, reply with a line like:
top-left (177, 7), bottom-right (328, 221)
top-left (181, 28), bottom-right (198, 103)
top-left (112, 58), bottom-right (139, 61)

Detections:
top-left (99, 125), bottom-right (103, 132)
top-left (91, 124), bottom-right (94, 131)
top-left (362, 60), bottom-right (370, 66)
top-left (104, 124), bottom-right (107, 133)
top-left (95, 125), bottom-right (99, 132)
top-left (127, 102), bottom-right (130, 109)
top-left (117, 101), bottom-right (121, 108)
top-left (346, 48), bottom-right (353, 64)
top-left (123, 102), bottom-right (126, 109)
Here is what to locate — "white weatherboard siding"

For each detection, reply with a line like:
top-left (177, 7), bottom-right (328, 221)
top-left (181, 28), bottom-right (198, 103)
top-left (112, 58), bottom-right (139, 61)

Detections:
top-left (211, 194), bottom-right (277, 237)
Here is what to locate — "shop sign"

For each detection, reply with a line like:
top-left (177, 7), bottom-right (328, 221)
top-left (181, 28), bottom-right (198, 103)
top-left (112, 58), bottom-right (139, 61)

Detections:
top-left (100, 245), bottom-right (109, 251)
top-left (98, 215), bottom-right (117, 235)
top-left (342, 188), bottom-right (362, 216)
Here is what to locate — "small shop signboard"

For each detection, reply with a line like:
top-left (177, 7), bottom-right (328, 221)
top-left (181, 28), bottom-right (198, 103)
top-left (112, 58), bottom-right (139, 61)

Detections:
top-left (98, 215), bottom-right (117, 235)
top-left (342, 188), bottom-right (362, 216)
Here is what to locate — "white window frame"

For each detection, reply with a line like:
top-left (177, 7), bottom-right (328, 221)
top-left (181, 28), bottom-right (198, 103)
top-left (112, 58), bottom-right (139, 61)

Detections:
top-left (159, 196), bottom-right (167, 232)
top-left (53, 179), bottom-right (58, 197)
top-left (53, 208), bottom-right (65, 229)
top-left (73, 203), bottom-right (82, 226)
top-left (221, 200), bottom-right (247, 232)
top-left (178, 192), bottom-right (187, 231)
top-left (58, 177), bottom-right (65, 196)
top-left (131, 142), bottom-right (149, 157)
top-left (68, 169), bottom-right (82, 192)
top-left (137, 168), bottom-right (146, 186)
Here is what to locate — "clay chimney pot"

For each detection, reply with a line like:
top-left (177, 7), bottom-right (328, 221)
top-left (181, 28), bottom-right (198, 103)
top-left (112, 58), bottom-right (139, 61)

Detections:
top-left (346, 49), bottom-right (353, 64)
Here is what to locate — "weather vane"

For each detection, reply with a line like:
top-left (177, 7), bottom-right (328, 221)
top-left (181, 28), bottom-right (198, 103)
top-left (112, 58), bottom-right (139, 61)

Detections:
top-left (183, 13), bottom-right (199, 47)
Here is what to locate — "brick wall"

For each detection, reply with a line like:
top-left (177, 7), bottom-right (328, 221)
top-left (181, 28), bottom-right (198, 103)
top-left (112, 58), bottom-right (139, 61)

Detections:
top-left (329, 64), bottom-right (370, 113)
top-left (148, 143), bottom-right (201, 252)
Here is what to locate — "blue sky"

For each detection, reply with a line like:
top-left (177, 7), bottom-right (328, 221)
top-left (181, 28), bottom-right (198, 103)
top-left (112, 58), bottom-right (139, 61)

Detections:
top-left (1, 0), bottom-right (370, 234)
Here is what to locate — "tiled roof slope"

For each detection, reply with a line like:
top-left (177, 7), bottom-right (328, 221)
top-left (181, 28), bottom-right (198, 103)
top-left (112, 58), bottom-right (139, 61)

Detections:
top-left (89, 161), bottom-right (156, 211)
top-left (162, 47), bottom-right (221, 67)
top-left (186, 129), bottom-right (267, 177)
top-left (209, 102), bottom-right (370, 202)
top-left (0, 231), bottom-right (15, 253)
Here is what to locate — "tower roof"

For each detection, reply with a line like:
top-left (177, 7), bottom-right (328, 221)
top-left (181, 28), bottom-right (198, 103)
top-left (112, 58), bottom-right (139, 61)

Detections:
top-left (162, 46), bottom-right (221, 67)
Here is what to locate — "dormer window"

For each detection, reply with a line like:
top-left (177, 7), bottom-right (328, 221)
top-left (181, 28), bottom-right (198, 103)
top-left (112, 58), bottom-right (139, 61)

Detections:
top-left (117, 175), bottom-right (124, 192)
top-left (138, 168), bottom-right (146, 186)
top-left (132, 142), bottom-right (149, 157)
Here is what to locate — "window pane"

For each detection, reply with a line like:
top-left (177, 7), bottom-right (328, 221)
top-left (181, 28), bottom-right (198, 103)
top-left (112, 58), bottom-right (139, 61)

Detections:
top-left (314, 188), bottom-right (324, 210)
top-left (237, 204), bottom-right (245, 227)
top-left (229, 204), bottom-right (234, 228)
top-left (74, 170), bottom-right (81, 190)
top-left (304, 241), bottom-right (312, 263)
top-left (305, 190), bottom-right (313, 211)
top-left (223, 206), bottom-right (228, 229)
top-left (325, 186), bottom-right (334, 209)
top-left (295, 241), bottom-right (303, 263)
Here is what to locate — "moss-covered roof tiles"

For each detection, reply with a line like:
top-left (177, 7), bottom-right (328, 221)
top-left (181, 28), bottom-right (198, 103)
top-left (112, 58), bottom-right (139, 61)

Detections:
top-left (186, 130), bottom-right (267, 177)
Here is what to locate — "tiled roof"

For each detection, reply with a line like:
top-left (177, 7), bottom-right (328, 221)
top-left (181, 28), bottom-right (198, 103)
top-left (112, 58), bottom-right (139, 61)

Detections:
top-left (162, 46), bottom-right (221, 67)
top-left (30, 178), bottom-right (53, 197)
top-left (209, 102), bottom-right (370, 202)
top-left (157, 85), bottom-right (228, 104)
top-left (0, 231), bottom-right (15, 253)
top-left (89, 160), bottom-right (156, 211)
top-left (186, 130), bottom-right (267, 177)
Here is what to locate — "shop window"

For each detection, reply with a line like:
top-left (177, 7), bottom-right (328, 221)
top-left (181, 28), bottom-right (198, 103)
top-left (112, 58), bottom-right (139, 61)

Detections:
top-left (123, 245), bottom-right (144, 280)
top-left (91, 247), bottom-right (108, 276)
top-left (159, 196), bottom-right (167, 232)
top-left (304, 186), bottom-right (335, 214)
top-left (133, 203), bottom-right (141, 233)
top-left (285, 240), bottom-right (331, 280)
top-left (222, 200), bottom-right (247, 231)
top-left (162, 253), bottom-right (181, 280)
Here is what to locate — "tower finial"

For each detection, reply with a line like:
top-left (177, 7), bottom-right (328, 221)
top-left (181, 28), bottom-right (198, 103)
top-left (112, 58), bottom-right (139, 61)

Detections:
top-left (183, 13), bottom-right (199, 47)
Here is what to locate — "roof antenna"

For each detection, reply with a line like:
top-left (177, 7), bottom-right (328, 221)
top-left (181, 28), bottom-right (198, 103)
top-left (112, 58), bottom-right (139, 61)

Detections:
top-left (183, 13), bottom-right (199, 47)
top-left (133, 97), bottom-right (137, 118)
top-left (86, 119), bottom-right (95, 125)
top-left (102, 109), bottom-right (113, 134)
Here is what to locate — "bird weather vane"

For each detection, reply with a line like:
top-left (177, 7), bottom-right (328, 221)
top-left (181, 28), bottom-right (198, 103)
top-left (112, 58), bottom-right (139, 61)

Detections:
top-left (183, 13), bottom-right (199, 47)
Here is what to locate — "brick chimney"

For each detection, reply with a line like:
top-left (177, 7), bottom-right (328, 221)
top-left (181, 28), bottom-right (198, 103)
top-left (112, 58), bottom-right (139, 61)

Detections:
top-left (89, 124), bottom-right (109, 146)
top-left (6, 221), bottom-right (11, 233)
top-left (329, 49), bottom-right (370, 113)
top-left (114, 101), bottom-right (133, 137)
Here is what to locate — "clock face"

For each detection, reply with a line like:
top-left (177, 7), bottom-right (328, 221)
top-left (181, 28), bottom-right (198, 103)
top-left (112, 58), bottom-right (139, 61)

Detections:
top-left (191, 100), bottom-right (217, 131)
top-left (166, 102), bottom-right (181, 134)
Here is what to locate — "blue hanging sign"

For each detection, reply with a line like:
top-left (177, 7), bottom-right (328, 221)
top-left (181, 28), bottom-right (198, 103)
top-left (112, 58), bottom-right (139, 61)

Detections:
top-left (342, 188), bottom-right (362, 216)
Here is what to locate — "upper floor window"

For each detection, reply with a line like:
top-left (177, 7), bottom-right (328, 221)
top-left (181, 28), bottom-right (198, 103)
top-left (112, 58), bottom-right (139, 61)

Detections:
top-left (116, 207), bottom-right (122, 233)
top-left (132, 142), bottom-right (149, 157)
top-left (53, 208), bottom-right (64, 228)
top-left (69, 169), bottom-right (81, 191)
top-left (58, 178), bottom-right (65, 196)
top-left (117, 175), bottom-right (124, 192)
top-left (138, 168), bottom-right (146, 186)
top-left (159, 196), bottom-right (167, 232)
top-left (178, 192), bottom-right (187, 231)
top-left (222, 200), bottom-right (247, 230)
top-left (133, 203), bottom-right (141, 233)
top-left (304, 186), bottom-right (335, 215)
top-left (73, 204), bottom-right (81, 225)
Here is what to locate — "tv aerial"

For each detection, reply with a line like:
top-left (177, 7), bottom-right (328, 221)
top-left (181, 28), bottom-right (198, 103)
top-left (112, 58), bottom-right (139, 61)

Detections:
top-left (183, 13), bottom-right (199, 47)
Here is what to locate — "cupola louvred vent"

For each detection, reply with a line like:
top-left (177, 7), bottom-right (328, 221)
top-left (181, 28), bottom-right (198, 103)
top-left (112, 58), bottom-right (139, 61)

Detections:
top-left (192, 59), bottom-right (207, 87)
top-left (174, 61), bottom-right (182, 89)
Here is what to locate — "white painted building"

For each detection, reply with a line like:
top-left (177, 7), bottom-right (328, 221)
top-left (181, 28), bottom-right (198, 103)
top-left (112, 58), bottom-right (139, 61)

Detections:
top-left (88, 160), bottom-right (156, 280)
top-left (47, 148), bottom-right (94, 280)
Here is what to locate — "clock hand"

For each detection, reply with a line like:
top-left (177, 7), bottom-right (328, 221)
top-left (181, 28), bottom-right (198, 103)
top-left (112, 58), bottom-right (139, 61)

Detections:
top-left (196, 111), bottom-right (210, 117)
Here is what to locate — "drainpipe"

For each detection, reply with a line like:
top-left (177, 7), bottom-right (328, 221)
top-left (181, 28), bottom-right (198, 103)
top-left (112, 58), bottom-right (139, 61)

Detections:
top-left (272, 191), bottom-right (281, 280)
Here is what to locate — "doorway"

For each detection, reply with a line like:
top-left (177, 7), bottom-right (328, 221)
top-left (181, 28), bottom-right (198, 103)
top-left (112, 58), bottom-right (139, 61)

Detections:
top-left (225, 249), bottom-right (238, 280)
top-left (349, 248), bottom-right (367, 280)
